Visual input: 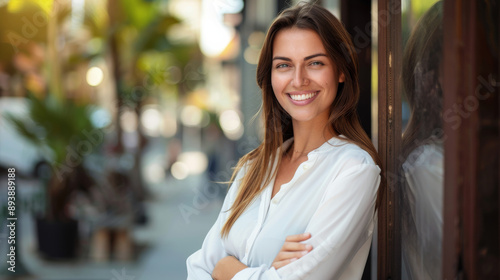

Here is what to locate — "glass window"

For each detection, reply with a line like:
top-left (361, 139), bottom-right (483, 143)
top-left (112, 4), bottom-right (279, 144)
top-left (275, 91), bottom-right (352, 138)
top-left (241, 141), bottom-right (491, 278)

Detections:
top-left (400, 1), bottom-right (443, 279)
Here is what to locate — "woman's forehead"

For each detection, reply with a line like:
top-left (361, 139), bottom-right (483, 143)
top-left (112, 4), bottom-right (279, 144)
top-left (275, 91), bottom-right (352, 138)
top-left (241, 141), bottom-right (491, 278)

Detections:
top-left (272, 27), bottom-right (327, 58)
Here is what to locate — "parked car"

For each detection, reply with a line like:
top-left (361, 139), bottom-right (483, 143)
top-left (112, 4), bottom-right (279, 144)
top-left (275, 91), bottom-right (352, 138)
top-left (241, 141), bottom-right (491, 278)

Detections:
top-left (0, 97), bottom-right (51, 177)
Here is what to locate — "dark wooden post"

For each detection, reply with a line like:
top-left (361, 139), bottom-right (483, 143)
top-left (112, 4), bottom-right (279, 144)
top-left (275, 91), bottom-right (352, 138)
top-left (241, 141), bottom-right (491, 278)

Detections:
top-left (377, 0), bottom-right (402, 279)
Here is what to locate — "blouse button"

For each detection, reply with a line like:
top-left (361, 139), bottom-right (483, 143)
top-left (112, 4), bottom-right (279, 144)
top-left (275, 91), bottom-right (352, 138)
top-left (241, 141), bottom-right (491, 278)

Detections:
top-left (303, 164), bottom-right (310, 170)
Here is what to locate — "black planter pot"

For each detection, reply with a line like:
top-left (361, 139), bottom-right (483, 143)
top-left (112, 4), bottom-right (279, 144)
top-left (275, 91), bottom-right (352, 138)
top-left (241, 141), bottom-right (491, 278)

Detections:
top-left (36, 217), bottom-right (78, 260)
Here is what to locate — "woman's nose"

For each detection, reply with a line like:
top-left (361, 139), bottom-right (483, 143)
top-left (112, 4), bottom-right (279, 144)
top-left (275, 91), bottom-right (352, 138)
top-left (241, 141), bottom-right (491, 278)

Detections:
top-left (291, 67), bottom-right (309, 87)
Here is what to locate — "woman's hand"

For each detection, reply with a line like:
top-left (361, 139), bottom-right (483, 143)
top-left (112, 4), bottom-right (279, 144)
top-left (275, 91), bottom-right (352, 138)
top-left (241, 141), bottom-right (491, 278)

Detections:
top-left (272, 233), bottom-right (313, 269)
top-left (212, 256), bottom-right (247, 280)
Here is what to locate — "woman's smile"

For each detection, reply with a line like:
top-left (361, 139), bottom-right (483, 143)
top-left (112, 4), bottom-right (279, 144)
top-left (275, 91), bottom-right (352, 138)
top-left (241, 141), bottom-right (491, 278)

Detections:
top-left (288, 91), bottom-right (319, 104)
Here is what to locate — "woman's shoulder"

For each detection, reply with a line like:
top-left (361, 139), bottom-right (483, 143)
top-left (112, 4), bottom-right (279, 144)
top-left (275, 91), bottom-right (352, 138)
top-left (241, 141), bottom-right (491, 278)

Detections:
top-left (316, 136), bottom-right (379, 173)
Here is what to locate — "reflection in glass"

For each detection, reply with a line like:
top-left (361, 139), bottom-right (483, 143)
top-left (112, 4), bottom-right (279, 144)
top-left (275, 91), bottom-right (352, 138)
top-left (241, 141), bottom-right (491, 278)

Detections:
top-left (400, 2), bottom-right (443, 279)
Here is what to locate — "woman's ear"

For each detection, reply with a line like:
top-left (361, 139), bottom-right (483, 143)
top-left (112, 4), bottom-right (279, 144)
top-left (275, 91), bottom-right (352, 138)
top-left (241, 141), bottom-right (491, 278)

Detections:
top-left (338, 72), bottom-right (345, 83)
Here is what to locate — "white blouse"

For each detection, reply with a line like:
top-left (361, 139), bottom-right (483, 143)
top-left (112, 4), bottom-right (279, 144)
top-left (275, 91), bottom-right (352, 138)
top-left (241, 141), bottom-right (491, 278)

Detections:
top-left (186, 136), bottom-right (381, 280)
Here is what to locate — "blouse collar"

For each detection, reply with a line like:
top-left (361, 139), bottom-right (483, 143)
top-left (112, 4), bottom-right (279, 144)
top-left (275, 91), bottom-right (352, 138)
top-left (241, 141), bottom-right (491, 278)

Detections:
top-left (281, 134), bottom-right (349, 156)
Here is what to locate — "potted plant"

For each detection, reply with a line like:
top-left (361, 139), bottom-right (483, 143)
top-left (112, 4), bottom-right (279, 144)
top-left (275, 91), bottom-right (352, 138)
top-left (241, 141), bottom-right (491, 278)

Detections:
top-left (6, 93), bottom-right (101, 259)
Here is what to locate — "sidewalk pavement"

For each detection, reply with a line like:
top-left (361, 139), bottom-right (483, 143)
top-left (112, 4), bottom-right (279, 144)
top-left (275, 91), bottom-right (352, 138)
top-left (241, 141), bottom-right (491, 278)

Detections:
top-left (136, 175), bottom-right (224, 280)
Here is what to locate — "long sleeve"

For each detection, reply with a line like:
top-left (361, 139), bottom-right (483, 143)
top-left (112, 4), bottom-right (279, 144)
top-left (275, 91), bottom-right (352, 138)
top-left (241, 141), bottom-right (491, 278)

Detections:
top-left (232, 162), bottom-right (380, 280)
top-left (186, 169), bottom-right (244, 279)
top-left (186, 209), bottom-right (229, 279)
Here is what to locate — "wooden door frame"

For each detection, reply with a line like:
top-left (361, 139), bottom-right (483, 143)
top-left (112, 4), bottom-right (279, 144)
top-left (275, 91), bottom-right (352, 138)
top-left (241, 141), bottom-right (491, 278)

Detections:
top-left (377, 0), bottom-right (402, 279)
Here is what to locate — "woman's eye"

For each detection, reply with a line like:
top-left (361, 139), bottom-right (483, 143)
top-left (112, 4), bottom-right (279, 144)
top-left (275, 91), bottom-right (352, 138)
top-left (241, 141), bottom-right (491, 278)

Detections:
top-left (276, 64), bottom-right (289, 69)
top-left (310, 61), bottom-right (325, 66)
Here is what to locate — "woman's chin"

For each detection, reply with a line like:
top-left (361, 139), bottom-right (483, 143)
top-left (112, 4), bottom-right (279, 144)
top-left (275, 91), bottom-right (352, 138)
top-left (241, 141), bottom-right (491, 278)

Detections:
top-left (289, 113), bottom-right (328, 125)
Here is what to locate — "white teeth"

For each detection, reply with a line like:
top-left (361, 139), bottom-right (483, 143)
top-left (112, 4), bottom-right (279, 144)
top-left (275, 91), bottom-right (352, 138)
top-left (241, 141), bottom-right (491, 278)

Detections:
top-left (290, 92), bottom-right (317, 101)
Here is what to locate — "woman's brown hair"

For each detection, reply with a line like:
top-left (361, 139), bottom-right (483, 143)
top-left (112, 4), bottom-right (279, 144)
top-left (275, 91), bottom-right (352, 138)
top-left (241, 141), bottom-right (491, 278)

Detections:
top-left (221, 2), bottom-right (383, 238)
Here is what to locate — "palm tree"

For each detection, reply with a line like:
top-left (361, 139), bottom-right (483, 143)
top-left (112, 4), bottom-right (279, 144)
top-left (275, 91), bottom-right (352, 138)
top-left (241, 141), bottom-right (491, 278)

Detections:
top-left (106, 0), bottom-right (204, 201)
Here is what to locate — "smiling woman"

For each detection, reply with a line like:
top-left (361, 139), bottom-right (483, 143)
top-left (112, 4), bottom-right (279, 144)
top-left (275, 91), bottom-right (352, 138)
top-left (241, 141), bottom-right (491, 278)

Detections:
top-left (187, 2), bottom-right (383, 280)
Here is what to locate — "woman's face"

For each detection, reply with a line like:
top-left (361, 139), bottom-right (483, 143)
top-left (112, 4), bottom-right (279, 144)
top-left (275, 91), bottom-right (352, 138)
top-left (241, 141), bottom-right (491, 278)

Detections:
top-left (271, 27), bottom-right (344, 126)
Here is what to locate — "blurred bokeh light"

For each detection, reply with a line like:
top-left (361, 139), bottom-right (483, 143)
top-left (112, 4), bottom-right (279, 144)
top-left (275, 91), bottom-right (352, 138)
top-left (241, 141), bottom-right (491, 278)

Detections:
top-left (86, 66), bottom-right (104, 87)
top-left (219, 109), bottom-right (243, 140)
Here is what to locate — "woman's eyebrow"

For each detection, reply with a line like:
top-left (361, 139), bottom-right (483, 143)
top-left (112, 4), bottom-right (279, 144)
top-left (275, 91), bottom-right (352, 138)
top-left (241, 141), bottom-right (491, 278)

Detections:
top-left (304, 53), bottom-right (328, 60)
top-left (272, 56), bottom-right (292, 61)
top-left (272, 53), bottom-right (328, 61)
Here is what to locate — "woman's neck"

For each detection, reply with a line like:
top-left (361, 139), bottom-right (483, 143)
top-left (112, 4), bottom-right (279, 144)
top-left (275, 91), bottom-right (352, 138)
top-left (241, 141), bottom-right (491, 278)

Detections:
top-left (287, 120), bottom-right (336, 161)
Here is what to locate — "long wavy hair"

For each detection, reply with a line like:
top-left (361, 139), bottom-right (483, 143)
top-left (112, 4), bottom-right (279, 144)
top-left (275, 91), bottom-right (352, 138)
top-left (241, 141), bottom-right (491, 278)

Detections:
top-left (221, 2), bottom-right (383, 238)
